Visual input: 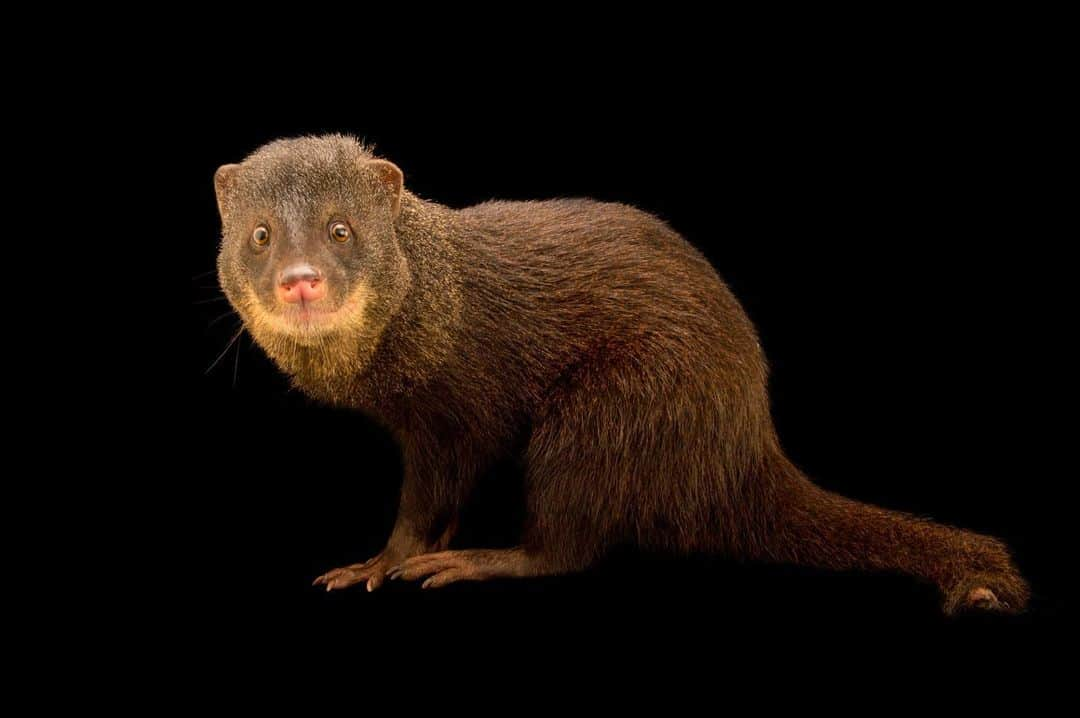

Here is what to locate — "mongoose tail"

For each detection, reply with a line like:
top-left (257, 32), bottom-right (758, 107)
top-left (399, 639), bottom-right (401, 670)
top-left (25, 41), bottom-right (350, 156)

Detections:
top-left (758, 453), bottom-right (1029, 614)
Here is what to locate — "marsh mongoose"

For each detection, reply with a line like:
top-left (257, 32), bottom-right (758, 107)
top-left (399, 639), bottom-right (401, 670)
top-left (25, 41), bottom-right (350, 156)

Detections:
top-left (213, 134), bottom-right (1028, 614)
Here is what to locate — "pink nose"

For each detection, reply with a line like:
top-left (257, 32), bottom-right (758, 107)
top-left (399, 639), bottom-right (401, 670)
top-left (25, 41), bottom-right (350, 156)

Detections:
top-left (276, 264), bottom-right (327, 304)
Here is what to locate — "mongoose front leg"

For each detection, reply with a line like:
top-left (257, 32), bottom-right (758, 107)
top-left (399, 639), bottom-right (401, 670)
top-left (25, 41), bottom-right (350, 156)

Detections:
top-left (387, 548), bottom-right (544, 589)
top-left (313, 440), bottom-right (466, 592)
top-left (312, 518), bottom-right (456, 592)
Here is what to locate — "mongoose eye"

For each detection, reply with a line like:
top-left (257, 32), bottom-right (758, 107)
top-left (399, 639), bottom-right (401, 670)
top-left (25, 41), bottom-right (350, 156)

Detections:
top-left (252, 225), bottom-right (270, 247)
top-left (330, 221), bottom-right (351, 243)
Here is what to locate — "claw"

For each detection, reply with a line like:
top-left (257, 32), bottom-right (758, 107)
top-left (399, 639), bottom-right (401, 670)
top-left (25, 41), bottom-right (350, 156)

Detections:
top-left (313, 554), bottom-right (394, 593)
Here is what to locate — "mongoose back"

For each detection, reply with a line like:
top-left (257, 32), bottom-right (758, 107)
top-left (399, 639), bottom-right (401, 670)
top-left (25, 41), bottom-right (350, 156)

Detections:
top-left (214, 134), bottom-right (1028, 614)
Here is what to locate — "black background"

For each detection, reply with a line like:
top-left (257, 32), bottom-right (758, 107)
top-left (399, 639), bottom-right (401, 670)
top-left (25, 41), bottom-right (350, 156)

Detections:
top-left (178, 31), bottom-right (1065, 671)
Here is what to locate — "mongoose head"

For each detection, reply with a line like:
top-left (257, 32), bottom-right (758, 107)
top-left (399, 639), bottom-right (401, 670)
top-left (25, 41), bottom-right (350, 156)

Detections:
top-left (214, 135), bottom-right (411, 384)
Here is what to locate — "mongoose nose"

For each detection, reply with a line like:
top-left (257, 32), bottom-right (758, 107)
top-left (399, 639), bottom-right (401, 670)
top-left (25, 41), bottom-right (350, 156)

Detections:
top-left (276, 264), bottom-right (327, 304)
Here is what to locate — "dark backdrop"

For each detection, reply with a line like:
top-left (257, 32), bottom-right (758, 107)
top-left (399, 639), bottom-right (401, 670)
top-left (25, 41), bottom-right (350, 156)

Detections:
top-left (181, 45), bottom-right (1064, 664)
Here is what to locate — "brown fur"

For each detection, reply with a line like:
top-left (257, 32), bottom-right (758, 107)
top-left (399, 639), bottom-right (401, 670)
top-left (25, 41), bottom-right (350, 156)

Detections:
top-left (215, 135), bottom-right (1028, 613)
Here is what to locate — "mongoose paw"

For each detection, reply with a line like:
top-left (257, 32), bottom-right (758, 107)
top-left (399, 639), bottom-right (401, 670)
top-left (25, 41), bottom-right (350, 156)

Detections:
top-left (313, 553), bottom-right (392, 592)
top-left (965, 587), bottom-right (1003, 611)
top-left (386, 548), bottom-right (528, 589)
top-left (943, 571), bottom-right (1029, 615)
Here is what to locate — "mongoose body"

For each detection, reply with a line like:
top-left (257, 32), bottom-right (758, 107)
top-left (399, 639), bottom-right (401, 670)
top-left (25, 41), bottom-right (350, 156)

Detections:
top-left (214, 135), bottom-right (1027, 613)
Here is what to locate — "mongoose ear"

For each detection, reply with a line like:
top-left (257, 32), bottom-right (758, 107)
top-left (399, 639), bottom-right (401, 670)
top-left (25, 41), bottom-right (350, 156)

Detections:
top-left (214, 164), bottom-right (241, 215)
top-left (368, 159), bottom-right (403, 219)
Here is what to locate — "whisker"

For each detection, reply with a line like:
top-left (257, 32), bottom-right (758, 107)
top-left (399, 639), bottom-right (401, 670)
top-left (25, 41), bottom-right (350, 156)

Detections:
top-left (232, 333), bottom-right (243, 388)
top-left (206, 324), bottom-right (245, 374)
top-left (194, 296), bottom-right (229, 305)
top-left (192, 269), bottom-right (217, 280)
top-left (207, 309), bottom-right (237, 329)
